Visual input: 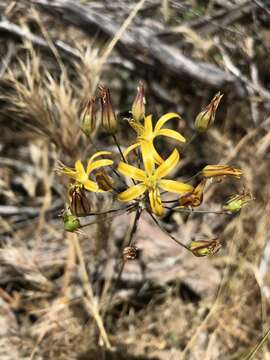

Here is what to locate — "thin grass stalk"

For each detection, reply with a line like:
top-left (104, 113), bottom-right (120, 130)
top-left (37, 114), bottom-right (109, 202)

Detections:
top-left (72, 233), bottom-right (111, 349)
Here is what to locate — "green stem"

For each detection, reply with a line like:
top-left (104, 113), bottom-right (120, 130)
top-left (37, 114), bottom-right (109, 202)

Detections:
top-left (80, 204), bottom-right (136, 228)
top-left (147, 211), bottom-right (191, 252)
top-left (183, 170), bottom-right (202, 183)
top-left (182, 133), bottom-right (197, 154)
top-left (112, 133), bottom-right (125, 163)
top-left (165, 206), bottom-right (232, 215)
top-left (112, 133), bottom-right (136, 186)
top-left (86, 205), bottom-right (135, 216)
top-left (89, 135), bottom-right (126, 187)
top-left (111, 205), bottom-right (142, 297)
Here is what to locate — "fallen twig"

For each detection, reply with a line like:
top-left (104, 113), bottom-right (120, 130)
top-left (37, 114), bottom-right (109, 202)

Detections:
top-left (29, 0), bottom-right (245, 94)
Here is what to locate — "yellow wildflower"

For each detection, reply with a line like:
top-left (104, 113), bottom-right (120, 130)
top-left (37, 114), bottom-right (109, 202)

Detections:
top-left (124, 113), bottom-right (186, 164)
top-left (58, 151), bottom-right (113, 192)
top-left (117, 148), bottom-right (193, 216)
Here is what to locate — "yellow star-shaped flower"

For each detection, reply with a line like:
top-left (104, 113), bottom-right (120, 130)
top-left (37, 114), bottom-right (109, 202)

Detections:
top-left (117, 148), bottom-right (193, 216)
top-left (58, 151), bottom-right (113, 192)
top-left (124, 113), bottom-right (186, 164)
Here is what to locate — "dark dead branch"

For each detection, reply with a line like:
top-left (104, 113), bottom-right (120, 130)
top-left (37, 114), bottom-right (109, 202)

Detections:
top-left (0, 15), bottom-right (81, 60)
top-left (29, 0), bottom-right (245, 95)
top-left (174, 0), bottom-right (255, 36)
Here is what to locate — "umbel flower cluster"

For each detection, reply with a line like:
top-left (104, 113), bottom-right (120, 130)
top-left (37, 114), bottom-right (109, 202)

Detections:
top-left (57, 83), bottom-right (253, 259)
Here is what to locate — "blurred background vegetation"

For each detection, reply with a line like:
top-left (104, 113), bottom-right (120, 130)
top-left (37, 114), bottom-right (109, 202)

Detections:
top-left (0, 0), bottom-right (270, 359)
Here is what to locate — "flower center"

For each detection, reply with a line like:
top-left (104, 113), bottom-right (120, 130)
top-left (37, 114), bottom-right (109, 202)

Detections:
top-left (144, 175), bottom-right (157, 190)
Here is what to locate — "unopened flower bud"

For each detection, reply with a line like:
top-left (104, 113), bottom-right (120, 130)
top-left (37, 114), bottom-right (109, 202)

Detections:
top-left (202, 165), bottom-right (242, 180)
top-left (94, 169), bottom-right (114, 191)
top-left (179, 179), bottom-right (207, 208)
top-left (189, 238), bottom-right (221, 257)
top-left (80, 98), bottom-right (97, 136)
top-left (195, 92), bottom-right (223, 132)
top-left (123, 246), bottom-right (138, 261)
top-left (131, 81), bottom-right (146, 122)
top-left (222, 192), bottom-right (254, 213)
top-left (99, 86), bottom-right (118, 134)
top-left (69, 185), bottom-right (91, 217)
top-left (64, 214), bottom-right (81, 232)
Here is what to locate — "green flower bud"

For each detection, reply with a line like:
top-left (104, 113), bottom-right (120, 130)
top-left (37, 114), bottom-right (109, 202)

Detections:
top-left (195, 92), bottom-right (223, 132)
top-left (80, 98), bottom-right (97, 137)
top-left (64, 214), bottom-right (81, 232)
top-left (189, 239), bottom-right (221, 257)
top-left (131, 81), bottom-right (146, 122)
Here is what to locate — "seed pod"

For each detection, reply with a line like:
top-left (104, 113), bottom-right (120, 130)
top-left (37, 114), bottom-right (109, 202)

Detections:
top-left (99, 86), bottom-right (118, 134)
top-left (94, 169), bottom-right (114, 191)
top-left (189, 238), bottom-right (221, 257)
top-left (131, 81), bottom-right (146, 122)
top-left (69, 185), bottom-right (91, 217)
top-left (123, 246), bottom-right (138, 260)
top-left (202, 165), bottom-right (242, 179)
top-left (64, 214), bottom-right (81, 232)
top-left (195, 92), bottom-right (223, 132)
top-left (222, 192), bottom-right (254, 213)
top-left (80, 97), bottom-right (97, 136)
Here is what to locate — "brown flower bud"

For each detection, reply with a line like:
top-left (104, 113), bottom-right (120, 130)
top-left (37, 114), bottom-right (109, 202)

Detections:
top-left (99, 86), bottom-right (118, 134)
top-left (179, 179), bottom-right (207, 208)
top-left (123, 246), bottom-right (138, 261)
top-left (222, 191), bottom-right (254, 213)
top-left (202, 165), bottom-right (242, 180)
top-left (131, 81), bottom-right (146, 122)
top-left (189, 238), bottom-right (221, 257)
top-left (80, 97), bottom-right (97, 136)
top-left (195, 92), bottom-right (223, 132)
top-left (69, 185), bottom-right (91, 217)
top-left (94, 169), bottom-right (114, 191)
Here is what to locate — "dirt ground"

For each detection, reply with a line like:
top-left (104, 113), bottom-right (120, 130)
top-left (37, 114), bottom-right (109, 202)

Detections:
top-left (0, 1), bottom-right (270, 359)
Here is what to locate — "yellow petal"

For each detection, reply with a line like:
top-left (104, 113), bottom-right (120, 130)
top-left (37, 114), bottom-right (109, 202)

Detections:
top-left (118, 161), bottom-right (146, 181)
top-left (155, 149), bottom-right (179, 179)
top-left (151, 144), bottom-right (164, 165)
top-left (149, 188), bottom-right (164, 216)
top-left (141, 141), bottom-right (155, 175)
top-left (123, 142), bottom-right (140, 159)
top-left (156, 129), bottom-right (186, 143)
top-left (86, 159), bottom-right (113, 175)
top-left (88, 151), bottom-right (112, 163)
top-left (83, 179), bottom-right (102, 192)
top-left (155, 113), bottom-right (180, 132)
top-left (159, 179), bottom-right (193, 194)
top-left (118, 184), bottom-right (146, 202)
top-left (144, 115), bottom-right (153, 137)
top-left (75, 160), bottom-right (87, 182)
